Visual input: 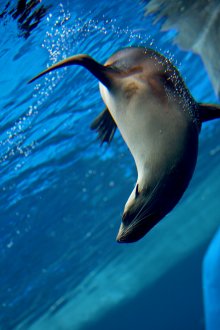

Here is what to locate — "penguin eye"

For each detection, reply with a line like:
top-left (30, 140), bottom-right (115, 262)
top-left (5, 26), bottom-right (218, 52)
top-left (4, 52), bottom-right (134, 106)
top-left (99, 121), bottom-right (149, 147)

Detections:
top-left (135, 184), bottom-right (139, 199)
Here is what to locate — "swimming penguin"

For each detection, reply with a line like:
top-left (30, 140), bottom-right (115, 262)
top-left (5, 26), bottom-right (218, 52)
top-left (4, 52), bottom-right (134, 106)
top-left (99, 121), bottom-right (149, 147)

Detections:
top-left (29, 47), bottom-right (220, 243)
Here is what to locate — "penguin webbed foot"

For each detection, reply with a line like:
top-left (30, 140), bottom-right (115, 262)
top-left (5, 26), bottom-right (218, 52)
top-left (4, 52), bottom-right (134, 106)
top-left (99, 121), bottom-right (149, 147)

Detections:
top-left (90, 108), bottom-right (117, 145)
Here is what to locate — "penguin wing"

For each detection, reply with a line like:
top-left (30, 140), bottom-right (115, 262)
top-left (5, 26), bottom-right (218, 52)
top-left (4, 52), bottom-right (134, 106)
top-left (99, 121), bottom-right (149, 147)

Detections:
top-left (90, 107), bottom-right (117, 145)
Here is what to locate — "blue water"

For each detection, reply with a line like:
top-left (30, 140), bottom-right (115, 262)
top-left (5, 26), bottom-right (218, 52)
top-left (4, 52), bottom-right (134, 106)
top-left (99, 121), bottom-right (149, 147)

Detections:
top-left (0, 1), bottom-right (220, 329)
top-left (203, 228), bottom-right (220, 330)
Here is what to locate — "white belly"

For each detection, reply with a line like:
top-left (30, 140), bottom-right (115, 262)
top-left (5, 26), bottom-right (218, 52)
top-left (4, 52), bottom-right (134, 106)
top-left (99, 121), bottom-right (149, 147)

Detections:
top-left (99, 81), bottom-right (191, 183)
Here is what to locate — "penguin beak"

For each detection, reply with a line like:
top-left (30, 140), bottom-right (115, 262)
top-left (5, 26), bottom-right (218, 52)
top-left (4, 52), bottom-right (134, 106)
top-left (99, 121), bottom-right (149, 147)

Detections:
top-left (28, 54), bottom-right (117, 88)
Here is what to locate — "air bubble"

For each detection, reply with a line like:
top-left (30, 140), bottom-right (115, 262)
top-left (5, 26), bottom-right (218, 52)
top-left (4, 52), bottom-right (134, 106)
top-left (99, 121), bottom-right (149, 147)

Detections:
top-left (7, 241), bottom-right (14, 249)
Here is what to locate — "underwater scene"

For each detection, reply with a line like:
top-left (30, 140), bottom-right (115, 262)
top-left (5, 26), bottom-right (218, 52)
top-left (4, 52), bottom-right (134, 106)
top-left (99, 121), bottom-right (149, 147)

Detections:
top-left (0, 0), bottom-right (220, 329)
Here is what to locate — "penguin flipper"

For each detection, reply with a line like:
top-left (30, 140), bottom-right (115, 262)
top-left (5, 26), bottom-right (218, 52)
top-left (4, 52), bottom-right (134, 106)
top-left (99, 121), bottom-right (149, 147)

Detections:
top-left (90, 108), bottom-right (117, 145)
top-left (198, 103), bottom-right (220, 122)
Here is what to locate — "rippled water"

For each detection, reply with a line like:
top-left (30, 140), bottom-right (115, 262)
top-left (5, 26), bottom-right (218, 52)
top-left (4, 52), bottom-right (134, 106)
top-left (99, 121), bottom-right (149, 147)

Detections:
top-left (0, 1), bottom-right (220, 329)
